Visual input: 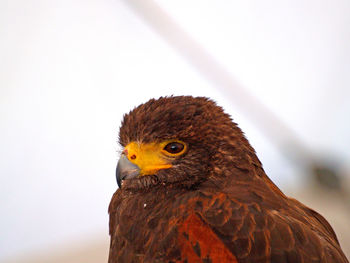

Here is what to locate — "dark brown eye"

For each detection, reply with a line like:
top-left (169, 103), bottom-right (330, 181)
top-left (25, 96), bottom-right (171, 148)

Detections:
top-left (163, 142), bottom-right (185, 154)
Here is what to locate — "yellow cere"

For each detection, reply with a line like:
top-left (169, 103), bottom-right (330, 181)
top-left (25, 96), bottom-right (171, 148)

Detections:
top-left (124, 141), bottom-right (186, 176)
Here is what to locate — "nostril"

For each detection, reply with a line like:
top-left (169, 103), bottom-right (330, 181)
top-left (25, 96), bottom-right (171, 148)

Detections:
top-left (130, 154), bottom-right (136, 160)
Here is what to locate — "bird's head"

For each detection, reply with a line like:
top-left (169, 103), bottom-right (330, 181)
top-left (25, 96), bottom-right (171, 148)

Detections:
top-left (116, 96), bottom-right (260, 190)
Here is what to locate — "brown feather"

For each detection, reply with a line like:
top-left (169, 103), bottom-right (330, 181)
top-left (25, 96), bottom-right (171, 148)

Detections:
top-left (109, 96), bottom-right (348, 263)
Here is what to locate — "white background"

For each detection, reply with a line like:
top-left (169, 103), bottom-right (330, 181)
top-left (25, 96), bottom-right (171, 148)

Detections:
top-left (1, 0), bottom-right (349, 261)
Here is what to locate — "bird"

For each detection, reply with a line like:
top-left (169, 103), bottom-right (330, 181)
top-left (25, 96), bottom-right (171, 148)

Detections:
top-left (108, 96), bottom-right (348, 263)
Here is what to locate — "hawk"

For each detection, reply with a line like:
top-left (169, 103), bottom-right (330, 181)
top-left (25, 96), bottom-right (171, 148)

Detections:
top-left (108, 96), bottom-right (348, 263)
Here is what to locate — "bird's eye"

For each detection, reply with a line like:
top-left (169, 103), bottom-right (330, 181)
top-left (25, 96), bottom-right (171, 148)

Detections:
top-left (163, 142), bottom-right (185, 155)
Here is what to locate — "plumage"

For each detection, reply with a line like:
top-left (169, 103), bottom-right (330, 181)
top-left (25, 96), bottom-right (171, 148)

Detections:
top-left (108, 96), bottom-right (348, 263)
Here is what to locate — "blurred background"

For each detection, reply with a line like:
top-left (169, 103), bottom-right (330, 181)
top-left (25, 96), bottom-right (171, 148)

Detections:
top-left (1, 0), bottom-right (349, 262)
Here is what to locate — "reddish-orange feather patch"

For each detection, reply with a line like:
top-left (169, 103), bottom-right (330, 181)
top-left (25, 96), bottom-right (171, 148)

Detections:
top-left (178, 213), bottom-right (238, 263)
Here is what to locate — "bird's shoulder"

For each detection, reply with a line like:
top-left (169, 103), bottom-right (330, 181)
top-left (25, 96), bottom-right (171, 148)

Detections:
top-left (108, 186), bottom-right (348, 263)
top-left (174, 187), bottom-right (348, 263)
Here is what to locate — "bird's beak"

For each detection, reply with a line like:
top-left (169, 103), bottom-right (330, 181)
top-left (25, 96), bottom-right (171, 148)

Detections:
top-left (116, 154), bottom-right (140, 188)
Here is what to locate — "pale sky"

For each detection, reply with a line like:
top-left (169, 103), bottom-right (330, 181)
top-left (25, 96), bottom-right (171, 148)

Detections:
top-left (1, 0), bottom-right (349, 260)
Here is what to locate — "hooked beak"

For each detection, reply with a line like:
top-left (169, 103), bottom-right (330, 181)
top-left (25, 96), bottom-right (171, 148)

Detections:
top-left (116, 154), bottom-right (140, 188)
